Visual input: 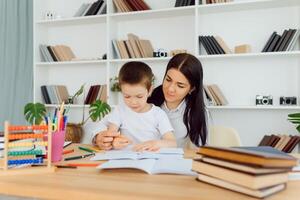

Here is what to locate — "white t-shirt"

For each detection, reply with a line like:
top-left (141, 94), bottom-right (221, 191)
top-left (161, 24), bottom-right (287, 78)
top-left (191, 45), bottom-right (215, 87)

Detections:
top-left (95, 103), bottom-right (174, 144)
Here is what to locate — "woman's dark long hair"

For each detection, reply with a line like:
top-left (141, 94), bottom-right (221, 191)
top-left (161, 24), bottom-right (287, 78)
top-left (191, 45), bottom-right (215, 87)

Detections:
top-left (148, 53), bottom-right (207, 146)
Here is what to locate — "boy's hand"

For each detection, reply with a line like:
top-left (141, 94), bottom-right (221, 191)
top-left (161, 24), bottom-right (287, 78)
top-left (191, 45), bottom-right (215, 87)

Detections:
top-left (132, 140), bottom-right (161, 152)
top-left (112, 135), bottom-right (132, 149)
top-left (95, 131), bottom-right (120, 150)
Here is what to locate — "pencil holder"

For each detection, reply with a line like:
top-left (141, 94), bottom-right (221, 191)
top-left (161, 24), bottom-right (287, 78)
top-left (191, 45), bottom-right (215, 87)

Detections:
top-left (51, 130), bottom-right (66, 162)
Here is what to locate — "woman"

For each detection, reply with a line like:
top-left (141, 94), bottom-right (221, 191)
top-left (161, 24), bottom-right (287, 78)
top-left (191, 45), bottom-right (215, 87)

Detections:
top-left (92, 53), bottom-right (207, 149)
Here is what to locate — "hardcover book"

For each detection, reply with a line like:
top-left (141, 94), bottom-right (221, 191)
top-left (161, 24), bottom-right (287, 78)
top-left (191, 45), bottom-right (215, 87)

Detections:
top-left (197, 174), bottom-right (286, 198)
top-left (197, 146), bottom-right (298, 168)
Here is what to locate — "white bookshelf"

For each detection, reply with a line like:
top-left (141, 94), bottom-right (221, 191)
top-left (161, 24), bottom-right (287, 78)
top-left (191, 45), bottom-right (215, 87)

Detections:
top-left (33, 0), bottom-right (300, 145)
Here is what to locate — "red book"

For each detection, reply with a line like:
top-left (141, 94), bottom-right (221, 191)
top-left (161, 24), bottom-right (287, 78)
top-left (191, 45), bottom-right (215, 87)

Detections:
top-left (135, 0), bottom-right (150, 10)
top-left (126, 0), bottom-right (140, 11)
top-left (84, 86), bottom-right (95, 104)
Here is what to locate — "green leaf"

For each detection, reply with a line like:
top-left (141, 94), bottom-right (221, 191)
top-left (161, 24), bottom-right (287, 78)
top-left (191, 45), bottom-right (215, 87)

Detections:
top-left (89, 100), bottom-right (111, 122)
top-left (24, 103), bottom-right (46, 125)
top-left (296, 125), bottom-right (300, 133)
top-left (72, 84), bottom-right (85, 101)
top-left (288, 113), bottom-right (300, 118)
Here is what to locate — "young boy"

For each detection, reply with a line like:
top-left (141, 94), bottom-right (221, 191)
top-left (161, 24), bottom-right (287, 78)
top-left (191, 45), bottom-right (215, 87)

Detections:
top-left (105, 61), bottom-right (176, 151)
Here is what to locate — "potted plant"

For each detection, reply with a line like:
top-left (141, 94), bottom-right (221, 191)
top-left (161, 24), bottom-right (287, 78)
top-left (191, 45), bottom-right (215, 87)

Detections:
top-left (288, 112), bottom-right (300, 133)
top-left (24, 85), bottom-right (111, 142)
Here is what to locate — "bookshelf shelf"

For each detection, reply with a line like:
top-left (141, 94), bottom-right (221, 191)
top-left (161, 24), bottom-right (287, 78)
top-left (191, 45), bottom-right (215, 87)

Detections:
top-left (198, 51), bottom-right (300, 59)
top-left (197, 0), bottom-right (300, 14)
top-left (109, 57), bottom-right (172, 63)
top-left (109, 6), bottom-right (195, 21)
top-left (35, 60), bottom-right (107, 66)
top-left (36, 15), bottom-right (107, 26)
top-left (45, 104), bottom-right (90, 108)
top-left (207, 105), bottom-right (300, 110)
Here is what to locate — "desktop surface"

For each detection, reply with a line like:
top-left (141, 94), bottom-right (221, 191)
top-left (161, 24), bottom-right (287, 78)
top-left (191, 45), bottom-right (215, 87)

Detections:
top-left (0, 144), bottom-right (299, 200)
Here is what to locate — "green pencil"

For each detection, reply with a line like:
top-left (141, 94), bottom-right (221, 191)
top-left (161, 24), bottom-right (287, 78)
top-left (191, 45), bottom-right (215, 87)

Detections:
top-left (78, 146), bottom-right (94, 153)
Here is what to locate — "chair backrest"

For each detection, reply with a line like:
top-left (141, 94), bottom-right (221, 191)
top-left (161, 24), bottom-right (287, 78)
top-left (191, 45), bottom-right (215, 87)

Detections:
top-left (209, 126), bottom-right (242, 147)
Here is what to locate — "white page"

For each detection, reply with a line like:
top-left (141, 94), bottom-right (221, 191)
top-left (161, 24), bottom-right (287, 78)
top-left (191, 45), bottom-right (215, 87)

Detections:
top-left (289, 172), bottom-right (300, 180)
top-left (98, 159), bottom-right (156, 174)
top-left (158, 148), bottom-right (184, 155)
top-left (91, 150), bottom-right (138, 161)
top-left (91, 148), bottom-right (184, 161)
top-left (98, 158), bottom-right (197, 176)
top-left (151, 158), bottom-right (197, 176)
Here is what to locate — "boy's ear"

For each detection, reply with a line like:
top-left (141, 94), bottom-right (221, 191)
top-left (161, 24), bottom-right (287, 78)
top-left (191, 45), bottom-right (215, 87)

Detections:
top-left (148, 85), bottom-right (154, 96)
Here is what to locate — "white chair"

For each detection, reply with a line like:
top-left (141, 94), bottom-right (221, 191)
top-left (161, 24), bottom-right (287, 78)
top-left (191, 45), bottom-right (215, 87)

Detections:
top-left (209, 126), bottom-right (242, 147)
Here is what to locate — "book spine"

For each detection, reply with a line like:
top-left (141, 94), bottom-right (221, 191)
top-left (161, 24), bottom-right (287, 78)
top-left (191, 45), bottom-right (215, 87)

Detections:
top-left (262, 32), bottom-right (276, 52)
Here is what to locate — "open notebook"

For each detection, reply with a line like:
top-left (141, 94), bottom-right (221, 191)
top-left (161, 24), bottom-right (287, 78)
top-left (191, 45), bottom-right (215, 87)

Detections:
top-left (98, 158), bottom-right (197, 176)
top-left (91, 148), bottom-right (184, 161)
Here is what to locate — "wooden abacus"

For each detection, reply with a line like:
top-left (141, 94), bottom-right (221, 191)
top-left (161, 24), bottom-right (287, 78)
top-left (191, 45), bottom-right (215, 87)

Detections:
top-left (1, 121), bottom-right (56, 175)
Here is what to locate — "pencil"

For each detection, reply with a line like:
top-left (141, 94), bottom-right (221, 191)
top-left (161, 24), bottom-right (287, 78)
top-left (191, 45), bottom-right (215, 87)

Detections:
top-left (67, 163), bottom-right (99, 167)
top-left (64, 153), bottom-right (95, 161)
top-left (78, 146), bottom-right (95, 153)
top-left (63, 149), bottom-right (74, 155)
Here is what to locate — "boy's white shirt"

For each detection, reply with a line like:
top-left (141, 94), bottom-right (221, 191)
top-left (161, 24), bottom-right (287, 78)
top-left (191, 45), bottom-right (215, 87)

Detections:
top-left (94, 101), bottom-right (174, 145)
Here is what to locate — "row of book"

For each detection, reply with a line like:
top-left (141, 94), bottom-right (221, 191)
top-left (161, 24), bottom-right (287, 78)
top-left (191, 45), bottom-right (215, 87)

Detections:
top-left (39, 44), bottom-right (76, 62)
top-left (199, 35), bottom-right (231, 55)
top-left (175, 0), bottom-right (195, 7)
top-left (258, 134), bottom-right (300, 153)
top-left (204, 84), bottom-right (228, 106)
top-left (112, 33), bottom-right (154, 59)
top-left (262, 29), bottom-right (300, 52)
top-left (41, 85), bottom-right (69, 105)
top-left (73, 0), bottom-right (106, 17)
top-left (193, 146), bottom-right (297, 198)
top-left (113, 0), bottom-right (150, 13)
top-left (85, 85), bottom-right (107, 104)
top-left (0, 136), bottom-right (4, 158)
top-left (202, 0), bottom-right (233, 4)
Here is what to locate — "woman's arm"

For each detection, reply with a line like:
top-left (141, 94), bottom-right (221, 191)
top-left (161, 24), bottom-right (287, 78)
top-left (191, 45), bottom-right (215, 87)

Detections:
top-left (132, 131), bottom-right (177, 152)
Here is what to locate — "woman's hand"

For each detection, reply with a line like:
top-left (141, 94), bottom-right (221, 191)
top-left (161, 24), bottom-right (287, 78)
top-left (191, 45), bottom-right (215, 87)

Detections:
top-left (112, 135), bottom-right (132, 149)
top-left (132, 132), bottom-right (177, 152)
top-left (94, 130), bottom-right (120, 150)
top-left (132, 140), bottom-right (162, 152)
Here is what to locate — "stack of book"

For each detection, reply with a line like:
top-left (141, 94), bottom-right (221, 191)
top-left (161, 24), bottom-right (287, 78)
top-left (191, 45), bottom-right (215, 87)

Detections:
top-left (262, 29), bottom-right (300, 52)
top-left (201, 0), bottom-right (233, 5)
top-left (0, 136), bottom-right (3, 158)
top-left (199, 35), bottom-right (232, 55)
top-left (113, 0), bottom-right (151, 13)
top-left (258, 134), bottom-right (300, 153)
top-left (175, 0), bottom-right (195, 7)
top-left (112, 33), bottom-right (154, 59)
top-left (193, 146), bottom-right (298, 198)
top-left (73, 0), bottom-right (106, 17)
top-left (41, 85), bottom-right (69, 105)
top-left (39, 44), bottom-right (76, 62)
top-left (204, 84), bottom-right (228, 106)
top-left (84, 85), bottom-right (107, 104)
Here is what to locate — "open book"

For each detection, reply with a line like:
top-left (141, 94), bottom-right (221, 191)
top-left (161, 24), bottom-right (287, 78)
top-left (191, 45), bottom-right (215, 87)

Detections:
top-left (91, 148), bottom-right (184, 161)
top-left (98, 158), bottom-right (196, 176)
